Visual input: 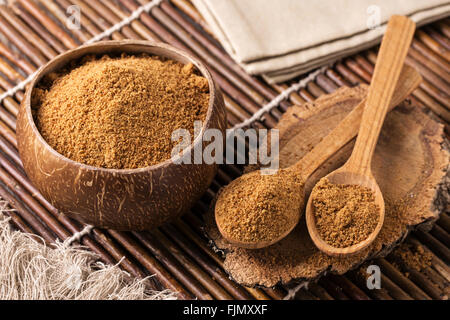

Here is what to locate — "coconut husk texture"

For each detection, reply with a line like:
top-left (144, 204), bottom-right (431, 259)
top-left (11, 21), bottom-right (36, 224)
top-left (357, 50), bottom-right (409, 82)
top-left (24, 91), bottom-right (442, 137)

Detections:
top-left (204, 85), bottom-right (450, 288)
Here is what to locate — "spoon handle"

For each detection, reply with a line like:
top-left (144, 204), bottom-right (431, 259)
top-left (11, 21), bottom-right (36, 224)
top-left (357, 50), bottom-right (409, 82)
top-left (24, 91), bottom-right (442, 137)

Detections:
top-left (345, 15), bottom-right (415, 175)
top-left (292, 65), bottom-right (421, 179)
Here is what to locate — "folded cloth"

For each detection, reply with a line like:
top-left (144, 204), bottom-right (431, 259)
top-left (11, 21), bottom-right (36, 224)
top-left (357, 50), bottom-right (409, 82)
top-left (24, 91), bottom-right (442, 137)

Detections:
top-left (192, 0), bottom-right (450, 83)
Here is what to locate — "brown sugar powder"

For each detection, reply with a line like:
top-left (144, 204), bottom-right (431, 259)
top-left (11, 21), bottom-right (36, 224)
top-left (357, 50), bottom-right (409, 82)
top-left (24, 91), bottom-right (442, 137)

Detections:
top-left (215, 170), bottom-right (304, 244)
top-left (32, 54), bottom-right (209, 169)
top-left (393, 243), bottom-right (433, 272)
top-left (311, 178), bottom-right (380, 248)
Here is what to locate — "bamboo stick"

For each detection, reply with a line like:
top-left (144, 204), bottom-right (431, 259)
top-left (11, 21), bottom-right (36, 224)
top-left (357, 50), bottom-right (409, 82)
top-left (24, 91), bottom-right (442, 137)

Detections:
top-left (345, 50), bottom-right (449, 125)
top-left (0, 14), bottom-right (48, 66)
top-left (335, 62), bottom-right (365, 85)
top-left (153, 228), bottom-right (234, 299)
top-left (263, 287), bottom-right (287, 300)
top-left (415, 29), bottom-right (450, 60)
top-left (437, 214), bottom-right (450, 233)
top-left (0, 182), bottom-right (56, 243)
top-left (0, 57), bottom-right (25, 83)
top-left (412, 39), bottom-right (450, 73)
top-left (0, 165), bottom-right (72, 241)
top-left (292, 288), bottom-right (318, 300)
top-left (297, 88), bottom-right (315, 103)
top-left (0, 135), bottom-right (22, 166)
top-left (86, 0), bottom-right (141, 40)
top-left (413, 230), bottom-right (450, 264)
top-left (379, 272), bottom-right (413, 300)
top-left (325, 69), bottom-right (352, 87)
top-left (421, 267), bottom-right (450, 291)
top-left (407, 236), bottom-right (450, 282)
top-left (17, 0), bottom-right (79, 48)
top-left (53, 0), bottom-right (102, 40)
top-left (425, 26), bottom-right (450, 49)
top-left (345, 58), bottom-right (372, 83)
top-left (377, 258), bottom-right (431, 300)
top-left (432, 259), bottom-right (450, 283)
top-left (316, 74), bottom-right (339, 93)
top-left (306, 81), bottom-right (326, 97)
top-left (430, 224), bottom-right (450, 247)
top-left (405, 57), bottom-right (450, 104)
top-left (108, 230), bottom-right (194, 299)
top-left (417, 78), bottom-right (450, 110)
top-left (38, 0), bottom-right (90, 43)
top-left (0, 104), bottom-right (17, 130)
top-left (272, 83), bottom-right (306, 106)
top-left (170, 0), bottom-right (213, 36)
top-left (408, 47), bottom-right (450, 83)
top-left (307, 283), bottom-right (335, 300)
top-left (107, 0), bottom-right (160, 41)
top-left (366, 50), bottom-right (377, 65)
top-left (436, 20), bottom-right (450, 38)
top-left (387, 255), bottom-right (448, 300)
top-left (0, 197), bottom-right (36, 235)
top-left (0, 41), bottom-right (36, 75)
top-left (413, 87), bottom-right (450, 122)
top-left (319, 277), bottom-right (350, 300)
top-left (174, 218), bottom-right (274, 300)
top-left (161, 224), bottom-right (253, 300)
top-left (223, 93), bottom-right (257, 123)
top-left (0, 76), bottom-right (14, 94)
top-left (354, 54), bottom-right (374, 74)
top-left (0, 5), bottom-right (58, 59)
top-left (0, 88), bottom-right (20, 120)
top-left (327, 275), bottom-right (371, 300)
top-left (0, 120), bottom-right (18, 148)
top-left (346, 271), bottom-right (393, 300)
top-left (67, 0), bottom-right (124, 41)
top-left (0, 104), bottom-right (20, 131)
top-left (88, 228), bottom-right (149, 279)
top-left (402, 266), bottom-right (448, 300)
top-left (131, 230), bottom-right (216, 299)
top-left (0, 97), bottom-right (19, 120)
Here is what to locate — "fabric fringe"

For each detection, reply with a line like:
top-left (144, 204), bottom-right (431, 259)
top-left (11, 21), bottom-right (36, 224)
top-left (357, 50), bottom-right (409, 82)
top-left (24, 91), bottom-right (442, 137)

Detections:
top-left (0, 201), bottom-right (177, 300)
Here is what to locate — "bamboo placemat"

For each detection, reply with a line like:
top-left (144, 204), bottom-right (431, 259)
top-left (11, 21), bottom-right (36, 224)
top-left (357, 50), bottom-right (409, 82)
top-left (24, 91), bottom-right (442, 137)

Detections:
top-left (0, 0), bottom-right (448, 300)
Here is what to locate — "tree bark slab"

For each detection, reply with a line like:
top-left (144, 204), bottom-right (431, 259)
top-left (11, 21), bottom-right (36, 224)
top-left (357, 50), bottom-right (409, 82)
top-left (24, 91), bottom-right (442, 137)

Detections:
top-left (205, 85), bottom-right (450, 288)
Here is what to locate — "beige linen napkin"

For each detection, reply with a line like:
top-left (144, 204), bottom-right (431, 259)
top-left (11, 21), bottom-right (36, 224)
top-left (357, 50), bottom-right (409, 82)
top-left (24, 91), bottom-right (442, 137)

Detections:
top-left (192, 0), bottom-right (450, 83)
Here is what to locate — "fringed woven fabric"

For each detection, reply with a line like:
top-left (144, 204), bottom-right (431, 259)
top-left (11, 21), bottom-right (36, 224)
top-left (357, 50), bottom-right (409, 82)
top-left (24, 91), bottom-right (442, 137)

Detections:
top-left (0, 201), bottom-right (177, 300)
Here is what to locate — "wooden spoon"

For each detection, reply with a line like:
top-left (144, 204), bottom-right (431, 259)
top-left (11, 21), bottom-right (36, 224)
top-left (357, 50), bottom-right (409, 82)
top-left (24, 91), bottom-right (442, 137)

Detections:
top-left (305, 15), bottom-right (416, 256)
top-left (215, 64), bottom-right (421, 249)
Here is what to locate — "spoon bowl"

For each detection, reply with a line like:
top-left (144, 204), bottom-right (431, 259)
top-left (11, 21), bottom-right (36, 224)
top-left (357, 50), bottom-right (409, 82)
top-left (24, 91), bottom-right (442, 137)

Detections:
top-left (215, 169), bottom-right (305, 249)
top-left (305, 170), bottom-right (385, 256)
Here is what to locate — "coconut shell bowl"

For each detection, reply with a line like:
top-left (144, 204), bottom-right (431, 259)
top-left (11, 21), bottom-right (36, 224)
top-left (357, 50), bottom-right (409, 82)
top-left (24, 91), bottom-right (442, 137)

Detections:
top-left (17, 40), bottom-right (227, 231)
